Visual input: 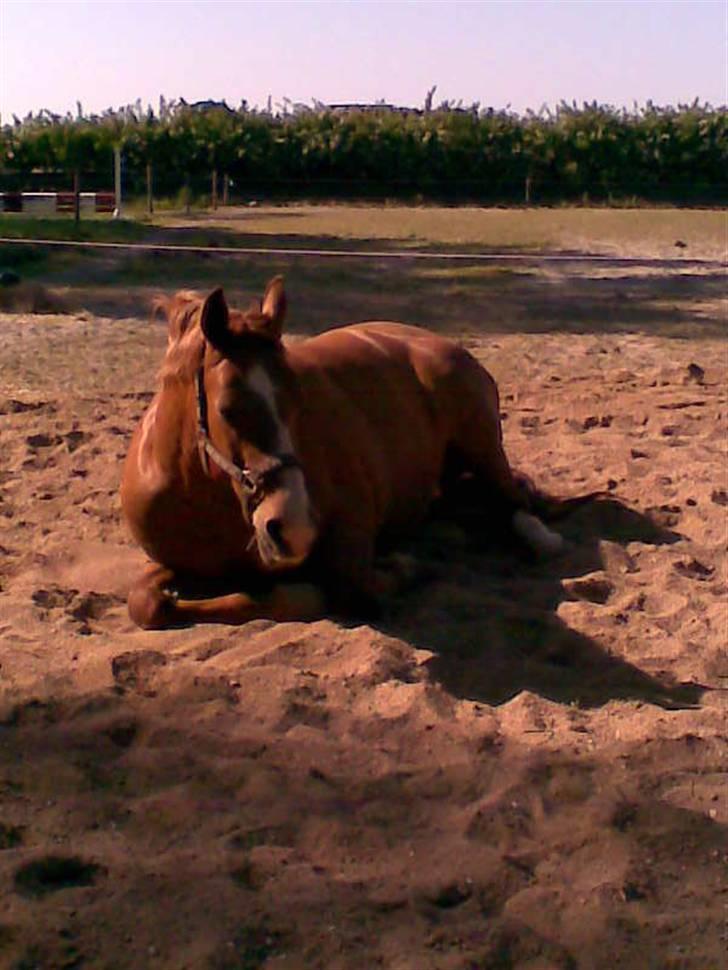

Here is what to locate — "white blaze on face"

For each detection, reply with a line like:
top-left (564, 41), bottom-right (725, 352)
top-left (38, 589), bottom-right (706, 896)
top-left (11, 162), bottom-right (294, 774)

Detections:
top-left (245, 364), bottom-right (316, 563)
top-left (512, 510), bottom-right (564, 557)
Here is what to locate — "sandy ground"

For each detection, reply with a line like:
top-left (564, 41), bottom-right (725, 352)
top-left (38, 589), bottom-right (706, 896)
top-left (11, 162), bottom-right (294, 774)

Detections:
top-left (0, 302), bottom-right (726, 970)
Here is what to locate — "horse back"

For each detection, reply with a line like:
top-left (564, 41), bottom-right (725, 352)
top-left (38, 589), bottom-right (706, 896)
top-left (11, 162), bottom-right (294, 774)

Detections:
top-left (288, 322), bottom-right (498, 533)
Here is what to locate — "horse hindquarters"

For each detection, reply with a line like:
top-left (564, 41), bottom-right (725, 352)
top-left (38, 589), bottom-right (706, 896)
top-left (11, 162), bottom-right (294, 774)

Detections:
top-left (445, 360), bottom-right (564, 557)
top-left (444, 359), bottom-right (522, 503)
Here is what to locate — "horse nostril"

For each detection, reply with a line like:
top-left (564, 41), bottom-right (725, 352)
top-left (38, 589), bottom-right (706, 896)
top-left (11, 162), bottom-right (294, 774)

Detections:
top-left (265, 517), bottom-right (286, 551)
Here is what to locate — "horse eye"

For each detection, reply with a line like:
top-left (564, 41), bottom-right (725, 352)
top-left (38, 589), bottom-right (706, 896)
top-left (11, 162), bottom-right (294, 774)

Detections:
top-left (219, 390), bottom-right (258, 423)
top-left (218, 401), bottom-right (242, 422)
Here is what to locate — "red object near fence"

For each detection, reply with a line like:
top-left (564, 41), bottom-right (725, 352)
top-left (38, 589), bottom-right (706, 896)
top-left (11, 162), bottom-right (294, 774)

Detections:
top-left (0, 192), bottom-right (116, 214)
top-left (95, 192), bottom-right (116, 213)
top-left (56, 192), bottom-right (76, 213)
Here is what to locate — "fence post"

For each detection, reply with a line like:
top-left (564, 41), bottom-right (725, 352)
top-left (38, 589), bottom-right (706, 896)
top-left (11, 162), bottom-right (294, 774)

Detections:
top-left (146, 162), bottom-right (154, 215)
top-left (211, 168), bottom-right (218, 210)
top-left (524, 175), bottom-right (532, 205)
top-left (114, 146), bottom-right (122, 217)
top-left (73, 170), bottom-right (81, 224)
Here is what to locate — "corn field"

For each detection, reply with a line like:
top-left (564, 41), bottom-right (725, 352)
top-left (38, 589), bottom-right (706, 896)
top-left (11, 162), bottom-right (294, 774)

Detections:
top-left (1, 99), bottom-right (725, 204)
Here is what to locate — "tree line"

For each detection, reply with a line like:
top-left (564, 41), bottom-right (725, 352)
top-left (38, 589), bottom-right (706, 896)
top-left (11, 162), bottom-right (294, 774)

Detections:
top-left (1, 99), bottom-right (725, 205)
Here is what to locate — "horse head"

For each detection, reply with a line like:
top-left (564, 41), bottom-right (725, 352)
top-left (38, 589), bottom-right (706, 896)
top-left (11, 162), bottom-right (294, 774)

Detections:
top-left (197, 277), bottom-right (318, 570)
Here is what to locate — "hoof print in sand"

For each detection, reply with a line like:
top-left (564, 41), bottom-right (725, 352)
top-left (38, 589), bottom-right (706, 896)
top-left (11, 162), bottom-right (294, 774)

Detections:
top-left (32, 586), bottom-right (78, 611)
top-left (582, 414), bottom-right (613, 430)
top-left (25, 432), bottom-right (62, 450)
top-left (103, 718), bottom-right (139, 749)
top-left (685, 362), bottom-right (705, 385)
top-left (0, 823), bottom-right (24, 850)
top-left (210, 925), bottom-right (284, 970)
top-left (111, 650), bottom-right (168, 695)
top-left (229, 860), bottom-right (266, 891)
top-left (14, 855), bottom-right (104, 898)
top-left (646, 504), bottom-right (682, 528)
top-left (32, 586), bottom-right (120, 634)
top-left (227, 825), bottom-right (293, 853)
top-left (0, 398), bottom-right (55, 415)
top-left (562, 573), bottom-right (615, 604)
top-left (277, 684), bottom-right (330, 732)
top-left (419, 880), bottom-right (472, 910)
top-left (673, 558), bottom-right (715, 581)
top-left (69, 591), bottom-right (122, 623)
top-left (64, 429), bottom-right (90, 453)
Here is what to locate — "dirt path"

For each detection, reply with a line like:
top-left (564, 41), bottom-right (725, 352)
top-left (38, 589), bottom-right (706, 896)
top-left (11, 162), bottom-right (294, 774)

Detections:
top-left (0, 309), bottom-right (726, 969)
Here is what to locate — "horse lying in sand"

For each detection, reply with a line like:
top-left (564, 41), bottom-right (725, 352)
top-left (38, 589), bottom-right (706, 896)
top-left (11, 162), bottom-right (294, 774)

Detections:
top-left (121, 277), bottom-right (572, 629)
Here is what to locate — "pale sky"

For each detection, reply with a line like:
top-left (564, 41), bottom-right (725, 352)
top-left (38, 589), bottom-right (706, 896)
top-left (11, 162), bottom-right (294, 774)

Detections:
top-left (1, 0), bottom-right (726, 122)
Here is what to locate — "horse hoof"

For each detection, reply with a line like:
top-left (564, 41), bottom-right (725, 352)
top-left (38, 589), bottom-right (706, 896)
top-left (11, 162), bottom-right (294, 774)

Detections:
top-left (128, 586), bottom-right (176, 630)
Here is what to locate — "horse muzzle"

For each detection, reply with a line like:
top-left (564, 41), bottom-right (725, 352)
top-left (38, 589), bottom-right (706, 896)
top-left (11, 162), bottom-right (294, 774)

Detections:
top-left (254, 513), bottom-right (317, 570)
top-left (251, 472), bottom-right (318, 570)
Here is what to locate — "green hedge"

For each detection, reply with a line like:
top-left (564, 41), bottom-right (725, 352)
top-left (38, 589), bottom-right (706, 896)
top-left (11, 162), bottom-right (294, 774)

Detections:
top-left (1, 101), bottom-right (726, 204)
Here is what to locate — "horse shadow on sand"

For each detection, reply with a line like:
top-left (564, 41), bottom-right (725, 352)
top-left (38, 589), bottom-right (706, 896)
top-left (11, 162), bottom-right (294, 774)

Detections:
top-left (374, 495), bottom-right (703, 711)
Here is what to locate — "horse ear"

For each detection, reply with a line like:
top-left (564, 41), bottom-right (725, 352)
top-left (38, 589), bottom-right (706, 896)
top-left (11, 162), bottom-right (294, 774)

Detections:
top-left (200, 287), bottom-right (232, 353)
top-left (256, 275), bottom-right (287, 339)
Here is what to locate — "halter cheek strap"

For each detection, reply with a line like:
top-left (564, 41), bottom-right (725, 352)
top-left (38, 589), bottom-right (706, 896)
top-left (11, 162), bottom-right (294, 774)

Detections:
top-left (195, 365), bottom-right (300, 520)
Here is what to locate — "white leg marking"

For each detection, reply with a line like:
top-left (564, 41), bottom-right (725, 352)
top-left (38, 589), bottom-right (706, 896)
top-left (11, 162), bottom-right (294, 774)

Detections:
top-left (513, 510), bottom-right (564, 556)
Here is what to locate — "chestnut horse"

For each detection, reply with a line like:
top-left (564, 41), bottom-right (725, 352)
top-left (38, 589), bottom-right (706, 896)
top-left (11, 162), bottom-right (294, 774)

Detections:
top-left (121, 277), bottom-right (566, 628)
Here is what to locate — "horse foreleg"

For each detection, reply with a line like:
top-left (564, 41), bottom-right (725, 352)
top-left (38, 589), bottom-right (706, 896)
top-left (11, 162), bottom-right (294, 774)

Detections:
top-left (127, 564), bottom-right (325, 629)
top-left (173, 583), bottom-right (325, 626)
top-left (127, 565), bottom-right (179, 629)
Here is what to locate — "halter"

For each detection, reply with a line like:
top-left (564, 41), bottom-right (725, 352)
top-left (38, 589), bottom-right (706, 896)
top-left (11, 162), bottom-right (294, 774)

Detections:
top-left (195, 364), bottom-right (300, 521)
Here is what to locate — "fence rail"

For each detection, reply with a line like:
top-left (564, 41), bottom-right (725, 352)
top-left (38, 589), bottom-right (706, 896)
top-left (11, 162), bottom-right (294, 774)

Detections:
top-left (0, 235), bottom-right (723, 267)
top-left (3, 173), bottom-right (726, 208)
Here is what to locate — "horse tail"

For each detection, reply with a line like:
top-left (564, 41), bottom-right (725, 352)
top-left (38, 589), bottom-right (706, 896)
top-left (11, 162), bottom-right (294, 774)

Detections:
top-left (514, 472), bottom-right (605, 522)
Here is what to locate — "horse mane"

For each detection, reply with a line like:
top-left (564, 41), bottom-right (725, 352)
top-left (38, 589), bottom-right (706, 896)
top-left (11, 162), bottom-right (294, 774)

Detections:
top-left (153, 290), bottom-right (209, 384)
top-left (154, 290), bottom-right (281, 385)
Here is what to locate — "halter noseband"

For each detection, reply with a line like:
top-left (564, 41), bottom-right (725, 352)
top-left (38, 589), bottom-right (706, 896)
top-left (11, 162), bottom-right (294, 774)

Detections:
top-left (195, 364), bottom-right (300, 521)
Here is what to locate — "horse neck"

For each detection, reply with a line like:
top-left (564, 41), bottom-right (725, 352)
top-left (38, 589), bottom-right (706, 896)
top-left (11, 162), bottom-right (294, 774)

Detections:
top-left (152, 377), bottom-right (200, 473)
